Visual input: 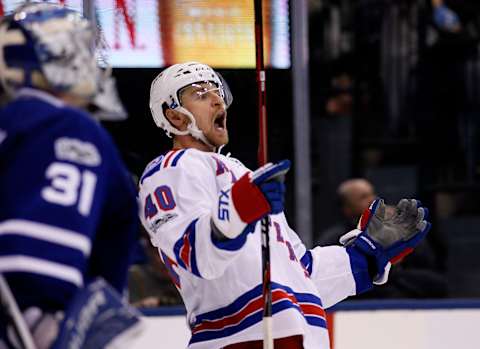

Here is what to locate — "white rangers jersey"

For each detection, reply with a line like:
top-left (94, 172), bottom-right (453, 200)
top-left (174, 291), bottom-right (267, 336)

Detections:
top-left (138, 148), bottom-right (373, 349)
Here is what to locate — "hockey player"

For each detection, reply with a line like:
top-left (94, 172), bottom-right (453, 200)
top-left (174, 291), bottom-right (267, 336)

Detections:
top-left (139, 61), bottom-right (431, 349)
top-left (0, 3), bottom-right (140, 348)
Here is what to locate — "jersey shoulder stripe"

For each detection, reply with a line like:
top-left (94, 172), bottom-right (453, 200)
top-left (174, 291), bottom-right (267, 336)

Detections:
top-left (140, 155), bottom-right (165, 185)
top-left (140, 149), bottom-right (189, 185)
top-left (171, 148), bottom-right (187, 167)
top-left (163, 150), bottom-right (178, 168)
top-left (163, 148), bottom-right (188, 168)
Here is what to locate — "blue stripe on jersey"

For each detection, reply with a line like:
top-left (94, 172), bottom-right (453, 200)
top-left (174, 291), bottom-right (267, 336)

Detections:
top-left (345, 246), bottom-right (374, 294)
top-left (0, 235), bottom-right (85, 271)
top-left (191, 309), bottom-right (263, 344)
top-left (294, 290), bottom-right (324, 306)
top-left (210, 223), bottom-right (255, 251)
top-left (139, 155), bottom-right (165, 185)
top-left (305, 315), bottom-right (328, 328)
top-left (190, 282), bottom-right (326, 344)
top-left (188, 221), bottom-right (201, 278)
top-left (173, 219), bottom-right (201, 278)
top-left (293, 291), bottom-right (327, 327)
top-left (193, 282), bottom-right (324, 323)
top-left (194, 283), bottom-right (263, 324)
top-left (171, 148), bottom-right (187, 167)
top-left (300, 250), bottom-right (313, 275)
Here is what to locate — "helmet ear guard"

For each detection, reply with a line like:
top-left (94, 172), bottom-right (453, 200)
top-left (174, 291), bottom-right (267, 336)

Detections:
top-left (149, 61), bottom-right (233, 142)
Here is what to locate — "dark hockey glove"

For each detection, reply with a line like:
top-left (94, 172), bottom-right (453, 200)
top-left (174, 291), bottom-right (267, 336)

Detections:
top-left (212, 160), bottom-right (290, 240)
top-left (341, 198), bottom-right (431, 282)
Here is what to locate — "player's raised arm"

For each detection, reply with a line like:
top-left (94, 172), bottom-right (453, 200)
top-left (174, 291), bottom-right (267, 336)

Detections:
top-left (287, 198), bottom-right (431, 308)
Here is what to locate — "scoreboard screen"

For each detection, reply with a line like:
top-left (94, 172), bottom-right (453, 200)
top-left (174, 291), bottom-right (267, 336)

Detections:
top-left (0, 0), bottom-right (290, 68)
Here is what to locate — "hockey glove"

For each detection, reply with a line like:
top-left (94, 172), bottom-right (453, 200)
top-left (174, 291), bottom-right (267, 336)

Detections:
top-left (341, 198), bottom-right (431, 283)
top-left (212, 160), bottom-right (290, 240)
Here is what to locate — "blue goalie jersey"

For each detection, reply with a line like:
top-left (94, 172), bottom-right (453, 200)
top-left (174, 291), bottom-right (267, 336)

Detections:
top-left (0, 89), bottom-right (138, 313)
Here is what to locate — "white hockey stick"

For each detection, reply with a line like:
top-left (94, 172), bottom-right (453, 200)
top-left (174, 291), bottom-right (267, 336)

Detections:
top-left (0, 274), bottom-right (37, 349)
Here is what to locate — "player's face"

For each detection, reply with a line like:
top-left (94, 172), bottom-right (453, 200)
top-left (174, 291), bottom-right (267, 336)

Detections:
top-left (180, 82), bottom-right (229, 147)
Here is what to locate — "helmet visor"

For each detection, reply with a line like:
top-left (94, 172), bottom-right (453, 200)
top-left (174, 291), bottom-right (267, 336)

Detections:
top-left (217, 72), bottom-right (233, 108)
top-left (178, 75), bottom-right (233, 109)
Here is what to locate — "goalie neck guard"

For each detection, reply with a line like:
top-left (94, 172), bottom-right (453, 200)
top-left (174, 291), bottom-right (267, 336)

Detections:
top-left (149, 62), bottom-right (233, 147)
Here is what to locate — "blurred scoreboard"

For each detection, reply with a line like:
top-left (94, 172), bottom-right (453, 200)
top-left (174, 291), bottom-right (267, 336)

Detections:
top-left (0, 0), bottom-right (290, 68)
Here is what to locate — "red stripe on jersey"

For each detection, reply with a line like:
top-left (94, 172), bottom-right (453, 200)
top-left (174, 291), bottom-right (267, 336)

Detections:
top-left (299, 303), bottom-right (327, 319)
top-left (193, 296), bottom-right (263, 333)
top-left (180, 234), bottom-right (191, 269)
top-left (193, 289), bottom-right (308, 334)
top-left (163, 150), bottom-right (178, 168)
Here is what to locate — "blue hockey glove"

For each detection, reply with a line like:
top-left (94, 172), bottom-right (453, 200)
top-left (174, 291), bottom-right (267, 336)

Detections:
top-left (212, 160), bottom-right (290, 240)
top-left (249, 159), bottom-right (290, 215)
top-left (343, 198), bottom-right (431, 281)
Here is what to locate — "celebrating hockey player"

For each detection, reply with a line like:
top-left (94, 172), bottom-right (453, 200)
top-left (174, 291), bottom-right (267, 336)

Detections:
top-left (139, 61), bottom-right (431, 349)
top-left (0, 3), bottom-right (141, 348)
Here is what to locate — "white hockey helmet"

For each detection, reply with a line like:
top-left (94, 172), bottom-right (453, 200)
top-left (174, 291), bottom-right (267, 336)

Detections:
top-left (149, 62), bottom-right (233, 144)
top-left (0, 2), bottom-right (126, 120)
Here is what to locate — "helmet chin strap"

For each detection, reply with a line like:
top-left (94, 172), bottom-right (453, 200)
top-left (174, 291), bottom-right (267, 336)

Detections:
top-left (177, 106), bottom-right (216, 150)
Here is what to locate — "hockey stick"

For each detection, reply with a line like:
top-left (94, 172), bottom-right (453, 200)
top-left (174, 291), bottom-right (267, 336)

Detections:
top-left (253, 1), bottom-right (273, 348)
top-left (0, 274), bottom-right (37, 349)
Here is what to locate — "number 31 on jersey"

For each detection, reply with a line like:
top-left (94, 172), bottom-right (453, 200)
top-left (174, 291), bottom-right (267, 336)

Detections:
top-left (41, 162), bottom-right (97, 216)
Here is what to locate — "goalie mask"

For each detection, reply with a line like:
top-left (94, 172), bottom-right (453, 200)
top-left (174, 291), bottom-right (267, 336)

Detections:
top-left (0, 3), bottom-right (126, 120)
top-left (149, 62), bottom-right (233, 146)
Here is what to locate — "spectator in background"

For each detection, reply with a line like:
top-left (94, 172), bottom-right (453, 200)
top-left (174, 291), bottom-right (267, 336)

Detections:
top-left (316, 178), bottom-right (375, 246)
top-left (316, 178), bottom-right (448, 298)
top-left (129, 232), bottom-right (183, 308)
top-left (355, 202), bottom-right (448, 299)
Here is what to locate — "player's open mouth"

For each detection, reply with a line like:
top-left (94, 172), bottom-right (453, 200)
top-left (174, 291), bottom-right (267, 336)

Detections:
top-left (214, 112), bottom-right (226, 130)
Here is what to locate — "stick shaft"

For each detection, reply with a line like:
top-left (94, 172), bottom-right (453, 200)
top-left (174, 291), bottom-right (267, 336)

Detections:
top-left (254, 1), bottom-right (273, 349)
top-left (0, 274), bottom-right (37, 349)
top-left (255, 0), bottom-right (268, 166)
